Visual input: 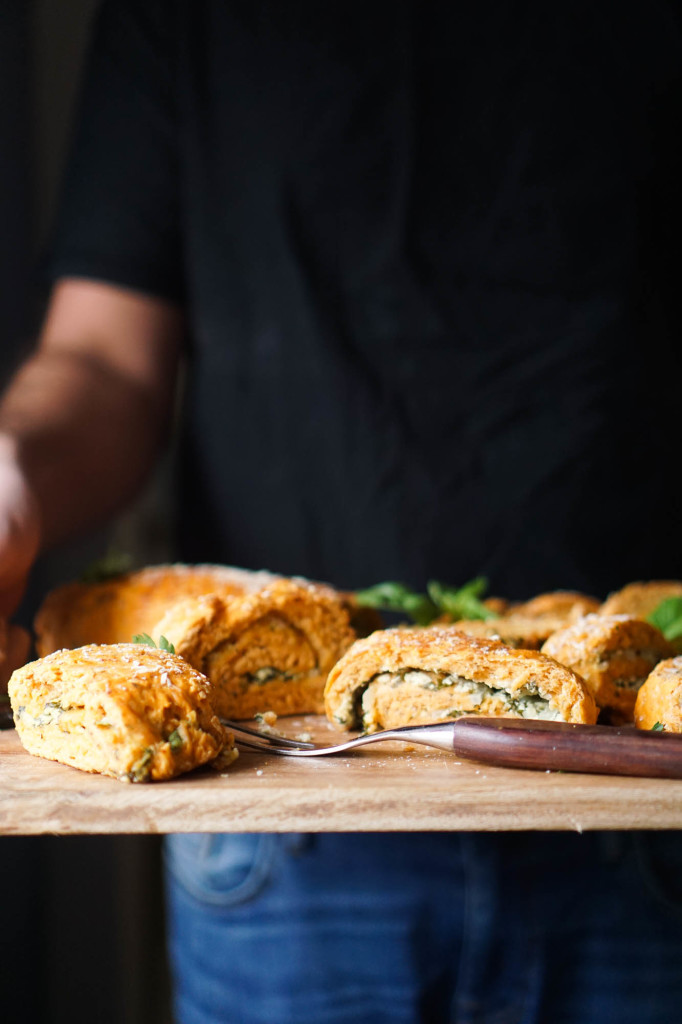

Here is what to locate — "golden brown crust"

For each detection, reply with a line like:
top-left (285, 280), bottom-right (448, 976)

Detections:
top-left (634, 658), bottom-right (682, 732)
top-left (483, 597), bottom-right (510, 616)
top-left (155, 577), bottom-right (356, 718)
top-left (33, 563), bottom-right (281, 656)
top-left (541, 614), bottom-right (674, 722)
top-left (451, 615), bottom-right (567, 650)
top-left (509, 591), bottom-right (601, 623)
top-left (8, 644), bottom-right (234, 781)
top-left (324, 625), bottom-right (597, 731)
top-left (600, 581), bottom-right (682, 619)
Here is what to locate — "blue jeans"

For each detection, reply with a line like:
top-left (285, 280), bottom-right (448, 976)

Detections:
top-left (165, 831), bottom-right (682, 1024)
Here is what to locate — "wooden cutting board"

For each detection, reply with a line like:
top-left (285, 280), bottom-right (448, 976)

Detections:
top-left (2, 714), bottom-right (682, 835)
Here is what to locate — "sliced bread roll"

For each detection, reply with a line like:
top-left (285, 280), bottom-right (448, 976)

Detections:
top-left (634, 657), bottom-right (682, 732)
top-left (8, 643), bottom-right (235, 781)
top-left (155, 577), bottom-right (356, 718)
top-left (324, 626), bottom-right (597, 732)
top-left (542, 614), bottom-right (674, 722)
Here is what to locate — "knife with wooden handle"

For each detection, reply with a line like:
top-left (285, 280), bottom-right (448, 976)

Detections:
top-left (447, 717), bottom-right (682, 778)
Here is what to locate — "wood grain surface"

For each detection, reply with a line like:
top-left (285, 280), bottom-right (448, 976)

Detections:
top-left (3, 714), bottom-right (682, 835)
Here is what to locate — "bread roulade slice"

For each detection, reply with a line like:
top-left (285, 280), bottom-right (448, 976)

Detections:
top-left (541, 614), bottom-right (674, 723)
top-left (154, 578), bottom-right (356, 719)
top-left (600, 581), bottom-right (682, 619)
top-left (8, 643), bottom-right (235, 781)
top-left (634, 658), bottom-right (682, 732)
top-left (323, 626), bottom-right (597, 732)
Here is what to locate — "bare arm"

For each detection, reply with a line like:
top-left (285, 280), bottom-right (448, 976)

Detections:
top-left (0, 278), bottom-right (183, 614)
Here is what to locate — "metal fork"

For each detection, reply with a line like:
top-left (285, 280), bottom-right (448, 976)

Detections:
top-left (222, 719), bottom-right (454, 755)
top-left (220, 717), bottom-right (682, 778)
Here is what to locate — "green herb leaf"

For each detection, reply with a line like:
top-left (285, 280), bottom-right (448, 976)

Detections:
top-left (132, 633), bottom-right (176, 654)
top-left (132, 632), bottom-right (157, 647)
top-left (426, 577), bottom-right (496, 621)
top-left (353, 582), bottom-right (438, 625)
top-left (651, 721), bottom-right (665, 732)
top-left (79, 551), bottom-right (133, 584)
top-left (158, 636), bottom-right (176, 655)
top-left (647, 597), bottom-right (682, 641)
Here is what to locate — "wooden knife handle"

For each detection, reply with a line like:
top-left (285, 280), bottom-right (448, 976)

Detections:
top-left (450, 717), bottom-right (682, 778)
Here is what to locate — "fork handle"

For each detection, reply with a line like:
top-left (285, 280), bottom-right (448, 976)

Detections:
top-left (446, 717), bottom-right (682, 778)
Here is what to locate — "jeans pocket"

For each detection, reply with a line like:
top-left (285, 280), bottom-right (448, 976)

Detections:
top-left (164, 832), bottom-right (278, 908)
top-left (633, 831), bottom-right (682, 920)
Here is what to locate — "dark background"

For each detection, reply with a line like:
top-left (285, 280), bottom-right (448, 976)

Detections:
top-left (1, 3), bottom-right (172, 1020)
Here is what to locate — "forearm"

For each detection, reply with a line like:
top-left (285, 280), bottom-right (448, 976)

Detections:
top-left (0, 346), bottom-right (176, 550)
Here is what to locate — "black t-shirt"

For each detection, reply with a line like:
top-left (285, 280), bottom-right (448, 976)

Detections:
top-left (48, 0), bottom-right (682, 599)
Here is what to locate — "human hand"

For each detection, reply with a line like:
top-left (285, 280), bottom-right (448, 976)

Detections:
top-left (0, 439), bottom-right (41, 616)
top-left (0, 440), bottom-right (40, 690)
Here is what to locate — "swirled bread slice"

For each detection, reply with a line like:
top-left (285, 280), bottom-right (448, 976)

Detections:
top-left (155, 578), bottom-right (356, 718)
top-left (542, 614), bottom-right (674, 722)
top-left (323, 626), bottom-right (597, 732)
top-left (8, 643), bottom-right (235, 781)
top-left (634, 657), bottom-right (682, 732)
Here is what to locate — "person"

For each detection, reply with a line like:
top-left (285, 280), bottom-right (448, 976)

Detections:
top-left (2, 1), bottom-right (682, 1022)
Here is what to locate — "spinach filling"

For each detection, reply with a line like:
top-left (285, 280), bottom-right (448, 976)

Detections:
top-left (242, 665), bottom-right (319, 688)
top-left (16, 701), bottom-right (65, 728)
top-left (333, 668), bottom-right (560, 728)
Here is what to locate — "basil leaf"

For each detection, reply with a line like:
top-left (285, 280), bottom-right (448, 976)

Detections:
top-left (651, 721), bottom-right (665, 731)
top-left (646, 597), bottom-right (682, 641)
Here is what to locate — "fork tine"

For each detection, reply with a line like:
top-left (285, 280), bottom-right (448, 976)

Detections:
top-left (220, 719), bottom-right (317, 749)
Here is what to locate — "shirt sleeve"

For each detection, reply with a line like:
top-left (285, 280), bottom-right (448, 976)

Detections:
top-left (44, 0), bottom-right (183, 303)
